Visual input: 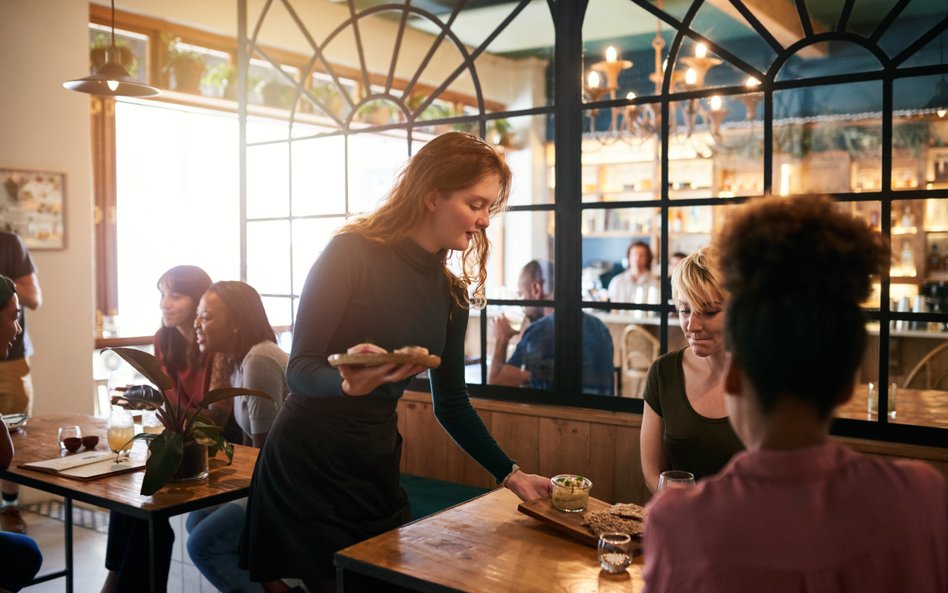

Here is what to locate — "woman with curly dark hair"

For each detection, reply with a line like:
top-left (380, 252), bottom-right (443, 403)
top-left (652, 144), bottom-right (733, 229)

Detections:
top-left (644, 196), bottom-right (947, 593)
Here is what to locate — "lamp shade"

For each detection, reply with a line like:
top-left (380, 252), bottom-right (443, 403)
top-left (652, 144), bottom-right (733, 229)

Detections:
top-left (63, 61), bottom-right (160, 97)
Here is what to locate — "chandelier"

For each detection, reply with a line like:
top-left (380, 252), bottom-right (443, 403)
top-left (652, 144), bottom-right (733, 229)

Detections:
top-left (583, 24), bottom-right (761, 153)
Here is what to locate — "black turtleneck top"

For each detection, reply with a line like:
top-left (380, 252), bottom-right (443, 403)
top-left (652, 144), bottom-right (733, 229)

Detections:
top-left (287, 232), bottom-right (514, 482)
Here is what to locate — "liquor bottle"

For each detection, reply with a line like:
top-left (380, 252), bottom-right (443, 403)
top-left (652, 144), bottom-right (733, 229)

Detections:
top-left (928, 244), bottom-right (943, 276)
top-left (900, 205), bottom-right (915, 229)
top-left (900, 241), bottom-right (915, 276)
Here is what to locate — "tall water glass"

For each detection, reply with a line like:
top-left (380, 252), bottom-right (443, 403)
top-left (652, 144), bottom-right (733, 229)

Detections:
top-left (108, 408), bottom-right (134, 459)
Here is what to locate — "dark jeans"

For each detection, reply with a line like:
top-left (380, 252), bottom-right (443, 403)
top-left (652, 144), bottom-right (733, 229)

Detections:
top-left (0, 531), bottom-right (42, 591)
top-left (105, 511), bottom-right (174, 593)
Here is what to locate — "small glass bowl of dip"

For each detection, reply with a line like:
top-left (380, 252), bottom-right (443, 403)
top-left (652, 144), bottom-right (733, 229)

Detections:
top-left (550, 474), bottom-right (593, 512)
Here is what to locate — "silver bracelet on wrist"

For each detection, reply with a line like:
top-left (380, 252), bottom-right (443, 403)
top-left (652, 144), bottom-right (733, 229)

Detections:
top-left (502, 463), bottom-right (521, 487)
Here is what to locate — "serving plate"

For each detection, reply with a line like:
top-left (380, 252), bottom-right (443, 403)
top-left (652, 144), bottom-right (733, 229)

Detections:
top-left (2, 413), bottom-right (29, 431)
top-left (518, 496), bottom-right (644, 553)
top-left (327, 351), bottom-right (442, 369)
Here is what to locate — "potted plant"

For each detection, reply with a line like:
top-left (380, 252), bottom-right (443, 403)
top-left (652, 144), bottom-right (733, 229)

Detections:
top-left (356, 99), bottom-right (399, 125)
top-left (201, 63), bottom-right (237, 99)
top-left (90, 33), bottom-right (138, 76)
top-left (107, 347), bottom-right (271, 496)
top-left (488, 118), bottom-right (515, 148)
top-left (163, 34), bottom-right (206, 93)
top-left (309, 81), bottom-right (347, 119)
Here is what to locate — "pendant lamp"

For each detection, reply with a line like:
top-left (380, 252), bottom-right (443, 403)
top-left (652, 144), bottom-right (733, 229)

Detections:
top-left (63, 0), bottom-right (159, 97)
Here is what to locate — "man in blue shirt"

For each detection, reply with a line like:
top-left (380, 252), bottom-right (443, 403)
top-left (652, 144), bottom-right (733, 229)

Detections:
top-left (489, 260), bottom-right (614, 395)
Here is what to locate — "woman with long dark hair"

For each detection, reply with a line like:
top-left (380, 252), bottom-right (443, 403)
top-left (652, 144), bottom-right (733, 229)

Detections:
top-left (153, 265), bottom-right (214, 408)
top-left (102, 265), bottom-right (215, 593)
top-left (187, 281), bottom-right (288, 593)
top-left (241, 132), bottom-right (551, 590)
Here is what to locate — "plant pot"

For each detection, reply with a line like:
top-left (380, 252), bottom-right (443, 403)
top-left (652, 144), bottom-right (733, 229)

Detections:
top-left (170, 60), bottom-right (205, 94)
top-left (172, 440), bottom-right (208, 482)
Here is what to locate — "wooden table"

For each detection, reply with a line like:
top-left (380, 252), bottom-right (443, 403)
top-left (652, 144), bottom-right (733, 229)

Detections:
top-left (835, 384), bottom-right (948, 429)
top-left (0, 414), bottom-right (258, 593)
top-left (335, 488), bottom-right (644, 593)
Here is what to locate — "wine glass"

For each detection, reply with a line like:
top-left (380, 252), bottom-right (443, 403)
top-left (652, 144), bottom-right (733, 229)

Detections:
top-left (141, 410), bottom-right (163, 435)
top-left (57, 425), bottom-right (82, 451)
top-left (657, 470), bottom-right (695, 492)
top-left (107, 408), bottom-right (134, 461)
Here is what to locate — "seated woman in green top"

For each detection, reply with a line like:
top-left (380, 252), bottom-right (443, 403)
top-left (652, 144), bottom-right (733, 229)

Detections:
top-left (639, 247), bottom-right (743, 493)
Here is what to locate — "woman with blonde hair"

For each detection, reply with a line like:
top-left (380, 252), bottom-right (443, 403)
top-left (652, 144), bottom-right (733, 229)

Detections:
top-left (640, 246), bottom-right (743, 493)
top-left (240, 132), bottom-right (550, 590)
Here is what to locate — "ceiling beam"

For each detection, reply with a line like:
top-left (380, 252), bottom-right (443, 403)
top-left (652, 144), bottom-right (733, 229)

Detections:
top-left (706, 0), bottom-right (829, 59)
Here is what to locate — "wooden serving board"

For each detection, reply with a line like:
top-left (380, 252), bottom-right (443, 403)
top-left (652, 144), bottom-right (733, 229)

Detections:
top-left (519, 496), bottom-right (643, 553)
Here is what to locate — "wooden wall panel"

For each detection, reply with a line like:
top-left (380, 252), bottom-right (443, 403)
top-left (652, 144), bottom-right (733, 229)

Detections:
top-left (397, 392), bottom-right (947, 507)
top-left (490, 411), bottom-right (540, 485)
top-left (586, 423), bottom-right (616, 503)
top-left (537, 418), bottom-right (592, 479)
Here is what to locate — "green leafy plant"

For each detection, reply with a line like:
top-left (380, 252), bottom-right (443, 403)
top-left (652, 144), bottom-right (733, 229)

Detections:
top-left (162, 34), bottom-right (205, 69)
top-left (201, 63), bottom-right (235, 91)
top-left (107, 347), bottom-right (271, 496)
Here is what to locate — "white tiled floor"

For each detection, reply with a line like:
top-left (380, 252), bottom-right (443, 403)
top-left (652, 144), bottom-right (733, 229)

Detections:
top-left (22, 501), bottom-right (218, 593)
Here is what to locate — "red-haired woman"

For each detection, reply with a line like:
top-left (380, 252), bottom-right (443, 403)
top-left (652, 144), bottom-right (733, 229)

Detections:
top-left (240, 132), bottom-right (551, 590)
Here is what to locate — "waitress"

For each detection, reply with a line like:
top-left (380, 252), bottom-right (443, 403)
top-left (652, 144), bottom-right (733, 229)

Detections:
top-left (240, 132), bottom-right (550, 590)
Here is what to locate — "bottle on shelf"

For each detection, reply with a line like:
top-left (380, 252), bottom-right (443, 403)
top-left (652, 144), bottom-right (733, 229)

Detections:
top-left (900, 241), bottom-right (916, 276)
top-left (900, 205), bottom-right (915, 229)
top-left (928, 244), bottom-right (943, 276)
top-left (671, 210), bottom-right (684, 233)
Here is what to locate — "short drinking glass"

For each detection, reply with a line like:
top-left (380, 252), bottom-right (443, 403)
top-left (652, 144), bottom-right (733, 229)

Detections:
top-left (57, 426), bottom-right (82, 451)
top-left (657, 470), bottom-right (695, 492)
top-left (598, 533), bottom-right (633, 574)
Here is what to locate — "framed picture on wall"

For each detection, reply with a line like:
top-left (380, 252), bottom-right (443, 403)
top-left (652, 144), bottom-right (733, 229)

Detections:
top-left (0, 167), bottom-right (66, 249)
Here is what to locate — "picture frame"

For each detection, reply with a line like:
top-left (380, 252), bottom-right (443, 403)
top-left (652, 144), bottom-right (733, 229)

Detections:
top-left (0, 167), bottom-right (66, 249)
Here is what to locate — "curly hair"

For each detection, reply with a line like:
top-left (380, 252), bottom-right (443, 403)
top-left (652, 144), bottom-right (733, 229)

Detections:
top-left (715, 196), bottom-right (887, 417)
top-left (338, 132), bottom-right (511, 309)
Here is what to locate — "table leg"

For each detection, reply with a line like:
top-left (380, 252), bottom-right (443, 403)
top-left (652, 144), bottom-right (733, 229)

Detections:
top-left (148, 516), bottom-right (156, 593)
top-left (64, 497), bottom-right (74, 593)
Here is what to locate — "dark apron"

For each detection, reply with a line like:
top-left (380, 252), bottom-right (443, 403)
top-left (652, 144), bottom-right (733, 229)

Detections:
top-left (240, 393), bottom-right (410, 582)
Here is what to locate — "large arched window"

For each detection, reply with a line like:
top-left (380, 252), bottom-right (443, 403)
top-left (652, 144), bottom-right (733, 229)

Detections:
top-left (240, 0), bottom-right (947, 447)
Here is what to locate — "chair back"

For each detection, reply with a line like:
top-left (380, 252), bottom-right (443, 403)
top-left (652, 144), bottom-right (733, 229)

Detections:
top-left (902, 342), bottom-right (948, 391)
top-left (620, 324), bottom-right (660, 397)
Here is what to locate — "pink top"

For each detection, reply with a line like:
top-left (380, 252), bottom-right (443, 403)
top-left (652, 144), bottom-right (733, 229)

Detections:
top-left (643, 442), bottom-right (948, 593)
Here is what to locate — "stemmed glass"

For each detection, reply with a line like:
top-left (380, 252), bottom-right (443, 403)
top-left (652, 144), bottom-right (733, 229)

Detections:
top-left (57, 425), bottom-right (82, 451)
top-left (107, 408), bottom-right (134, 462)
top-left (657, 470), bottom-right (695, 491)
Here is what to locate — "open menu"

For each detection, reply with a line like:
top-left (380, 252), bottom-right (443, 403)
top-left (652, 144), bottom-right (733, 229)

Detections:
top-left (20, 450), bottom-right (146, 481)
